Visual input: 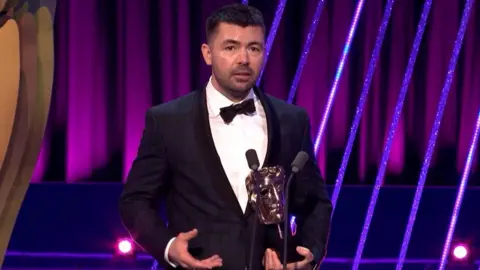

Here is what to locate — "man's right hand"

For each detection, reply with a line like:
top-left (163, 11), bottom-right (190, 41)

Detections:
top-left (168, 229), bottom-right (223, 269)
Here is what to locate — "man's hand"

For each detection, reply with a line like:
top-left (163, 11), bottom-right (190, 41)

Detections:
top-left (263, 247), bottom-right (314, 270)
top-left (168, 229), bottom-right (223, 269)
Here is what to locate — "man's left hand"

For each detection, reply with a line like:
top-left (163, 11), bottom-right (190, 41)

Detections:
top-left (263, 246), bottom-right (314, 270)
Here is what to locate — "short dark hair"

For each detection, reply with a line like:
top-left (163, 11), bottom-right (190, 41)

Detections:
top-left (206, 3), bottom-right (265, 42)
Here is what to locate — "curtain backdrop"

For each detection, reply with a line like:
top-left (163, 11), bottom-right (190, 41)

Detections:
top-left (33, 0), bottom-right (480, 186)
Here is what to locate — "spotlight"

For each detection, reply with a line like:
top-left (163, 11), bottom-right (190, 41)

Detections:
top-left (115, 238), bottom-right (135, 257)
top-left (447, 241), bottom-right (475, 269)
top-left (452, 244), bottom-right (468, 260)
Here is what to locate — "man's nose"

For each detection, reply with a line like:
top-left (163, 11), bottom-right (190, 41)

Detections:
top-left (237, 48), bottom-right (249, 64)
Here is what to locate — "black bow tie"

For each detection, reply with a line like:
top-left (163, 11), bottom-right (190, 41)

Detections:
top-left (219, 99), bottom-right (256, 124)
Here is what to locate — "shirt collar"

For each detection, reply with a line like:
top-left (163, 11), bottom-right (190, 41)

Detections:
top-left (206, 76), bottom-right (256, 117)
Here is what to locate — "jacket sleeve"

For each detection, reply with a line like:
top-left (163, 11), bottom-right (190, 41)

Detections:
top-left (291, 110), bottom-right (332, 264)
top-left (119, 109), bottom-right (174, 266)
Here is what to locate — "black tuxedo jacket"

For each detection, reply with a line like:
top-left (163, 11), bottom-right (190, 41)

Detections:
top-left (119, 85), bottom-right (332, 270)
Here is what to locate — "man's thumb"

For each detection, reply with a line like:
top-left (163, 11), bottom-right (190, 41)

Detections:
top-left (296, 246), bottom-right (311, 257)
top-left (180, 228), bottom-right (198, 240)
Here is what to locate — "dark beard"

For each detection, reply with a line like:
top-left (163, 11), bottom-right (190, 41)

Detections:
top-left (215, 75), bottom-right (254, 100)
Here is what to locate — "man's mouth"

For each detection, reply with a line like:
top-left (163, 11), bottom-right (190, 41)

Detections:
top-left (233, 72), bottom-right (251, 77)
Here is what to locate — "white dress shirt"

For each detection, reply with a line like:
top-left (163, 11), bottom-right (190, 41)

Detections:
top-left (164, 77), bottom-right (268, 267)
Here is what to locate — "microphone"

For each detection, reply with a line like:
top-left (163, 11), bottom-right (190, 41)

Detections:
top-left (283, 151), bottom-right (309, 270)
top-left (246, 149), bottom-right (260, 171)
top-left (245, 149), bottom-right (259, 270)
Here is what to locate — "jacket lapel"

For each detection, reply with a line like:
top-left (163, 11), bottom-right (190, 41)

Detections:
top-left (193, 87), bottom-right (245, 220)
top-left (255, 86), bottom-right (281, 168)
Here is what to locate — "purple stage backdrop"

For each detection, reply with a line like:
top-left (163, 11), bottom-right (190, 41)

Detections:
top-left (32, 0), bottom-right (480, 185)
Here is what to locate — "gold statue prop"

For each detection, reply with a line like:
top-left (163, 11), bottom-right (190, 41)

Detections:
top-left (0, 0), bottom-right (56, 266)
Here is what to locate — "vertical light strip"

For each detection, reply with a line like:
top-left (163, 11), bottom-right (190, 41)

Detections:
top-left (397, 1), bottom-right (474, 269)
top-left (393, 2), bottom-right (433, 267)
top-left (438, 5), bottom-right (477, 270)
top-left (286, 0), bottom-right (326, 103)
top-left (389, 2), bottom-right (433, 267)
top-left (257, 0), bottom-right (288, 85)
top-left (352, 0), bottom-right (433, 268)
top-left (313, 0), bottom-right (367, 155)
top-left (438, 110), bottom-right (480, 270)
top-left (331, 0), bottom-right (395, 214)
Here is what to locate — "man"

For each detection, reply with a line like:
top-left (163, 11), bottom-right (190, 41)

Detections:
top-left (119, 3), bottom-right (332, 270)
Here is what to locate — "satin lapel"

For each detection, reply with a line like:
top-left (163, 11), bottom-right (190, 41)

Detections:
top-left (256, 88), bottom-right (281, 168)
top-left (193, 87), bottom-right (244, 220)
top-left (244, 86), bottom-right (282, 218)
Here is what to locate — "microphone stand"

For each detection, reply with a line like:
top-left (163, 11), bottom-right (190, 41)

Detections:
top-left (248, 206), bottom-right (258, 270)
top-left (245, 149), bottom-right (260, 270)
top-left (283, 171), bottom-right (297, 270)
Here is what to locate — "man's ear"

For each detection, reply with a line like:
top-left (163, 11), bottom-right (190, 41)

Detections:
top-left (201, 43), bottom-right (212, 66)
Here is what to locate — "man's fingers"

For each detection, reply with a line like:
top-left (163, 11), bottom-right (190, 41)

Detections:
top-left (178, 228), bottom-right (198, 241)
top-left (180, 252), bottom-right (223, 269)
top-left (179, 252), bottom-right (205, 268)
top-left (203, 254), bottom-right (221, 261)
top-left (296, 246), bottom-right (313, 260)
top-left (263, 246), bottom-right (314, 270)
top-left (286, 262), bottom-right (297, 270)
top-left (191, 258), bottom-right (222, 269)
top-left (270, 249), bottom-right (283, 270)
top-left (286, 261), bottom-right (308, 270)
top-left (267, 248), bottom-right (308, 270)
top-left (201, 254), bottom-right (223, 266)
top-left (264, 249), bottom-right (275, 270)
top-left (279, 247), bottom-right (313, 270)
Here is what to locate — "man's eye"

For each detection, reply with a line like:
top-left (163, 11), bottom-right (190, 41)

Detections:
top-left (225, 46), bottom-right (235, 51)
top-left (250, 47), bottom-right (261, 52)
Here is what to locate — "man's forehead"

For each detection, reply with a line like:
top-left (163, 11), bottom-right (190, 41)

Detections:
top-left (216, 23), bottom-right (264, 40)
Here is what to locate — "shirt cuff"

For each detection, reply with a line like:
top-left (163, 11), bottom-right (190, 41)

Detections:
top-left (164, 237), bottom-right (178, 268)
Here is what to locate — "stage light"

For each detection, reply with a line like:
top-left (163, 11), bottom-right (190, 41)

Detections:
top-left (452, 244), bottom-right (468, 260)
top-left (445, 241), bottom-right (476, 269)
top-left (116, 238), bottom-right (135, 256)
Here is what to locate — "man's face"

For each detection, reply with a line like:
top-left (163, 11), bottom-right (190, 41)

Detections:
top-left (202, 22), bottom-right (265, 98)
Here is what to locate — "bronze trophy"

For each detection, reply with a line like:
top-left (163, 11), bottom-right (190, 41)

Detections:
top-left (246, 165), bottom-right (286, 238)
top-left (246, 165), bottom-right (304, 264)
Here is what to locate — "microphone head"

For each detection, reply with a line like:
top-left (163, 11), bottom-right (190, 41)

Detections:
top-left (245, 149), bottom-right (260, 171)
top-left (291, 151), bottom-right (309, 173)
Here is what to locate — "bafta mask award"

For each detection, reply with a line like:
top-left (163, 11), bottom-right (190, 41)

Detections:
top-left (245, 165), bottom-right (286, 238)
top-left (245, 150), bottom-right (310, 266)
